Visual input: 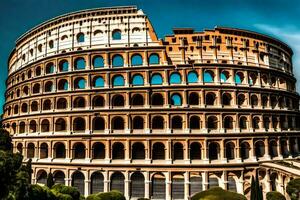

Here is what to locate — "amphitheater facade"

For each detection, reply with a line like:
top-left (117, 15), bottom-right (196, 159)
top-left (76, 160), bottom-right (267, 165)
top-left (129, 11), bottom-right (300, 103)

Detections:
top-left (2, 6), bottom-right (300, 200)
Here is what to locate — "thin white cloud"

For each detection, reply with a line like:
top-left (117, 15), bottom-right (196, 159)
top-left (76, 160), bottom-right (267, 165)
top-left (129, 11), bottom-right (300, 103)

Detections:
top-left (254, 24), bottom-right (300, 92)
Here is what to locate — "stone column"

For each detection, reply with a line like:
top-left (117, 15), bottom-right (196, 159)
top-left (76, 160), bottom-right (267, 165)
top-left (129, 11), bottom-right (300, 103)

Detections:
top-left (184, 171), bottom-right (190, 199)
top-left (166, 171), bottom-right (172, 200)
top-left (124, 171), bottom-right (130, 199)
top-left (145, 171), bottom-right (151, 199)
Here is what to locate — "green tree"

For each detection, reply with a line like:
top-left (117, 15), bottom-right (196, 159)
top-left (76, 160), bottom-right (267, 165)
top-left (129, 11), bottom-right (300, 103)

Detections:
top-left (266, 191), bottom-right (286, 200)
top-left (191, 187), bottom-right (246, 200)
top-left (286, 178), bottom-right (300, 200)
top-left (47, 172), bottom-right (55, 189)
top-left (250, 172), bottom-right (263, 200)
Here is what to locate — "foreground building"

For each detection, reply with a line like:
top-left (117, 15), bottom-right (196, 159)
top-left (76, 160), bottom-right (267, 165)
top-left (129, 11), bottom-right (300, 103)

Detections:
top-left (2, 6), bottom-right (300, 199)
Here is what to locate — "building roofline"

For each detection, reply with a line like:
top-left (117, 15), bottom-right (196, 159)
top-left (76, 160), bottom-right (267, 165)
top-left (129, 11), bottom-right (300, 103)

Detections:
top-left (16, 6), bottom-right (138, 44)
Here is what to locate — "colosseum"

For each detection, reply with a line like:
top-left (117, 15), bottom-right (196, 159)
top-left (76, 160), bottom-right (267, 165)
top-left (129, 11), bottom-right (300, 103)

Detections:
top-left (1, 5), bottom-right (300, 200)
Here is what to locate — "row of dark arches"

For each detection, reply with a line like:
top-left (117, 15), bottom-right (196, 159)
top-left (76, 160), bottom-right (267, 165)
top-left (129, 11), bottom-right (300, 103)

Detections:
top-left (12, 114), bottom-right (295, 134)
top-left (36, 170), bottom-right (237, 197)
top-left (18, 138), bottom-right (299, 161)
top-left (7, 92), bottom-right (298, 116)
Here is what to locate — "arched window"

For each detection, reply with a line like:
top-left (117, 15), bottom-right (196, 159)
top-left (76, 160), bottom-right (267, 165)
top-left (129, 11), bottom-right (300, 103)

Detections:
top-left (23, 86), bottom-right (29, 96)
top-left (187, 71), bottom-right (198, 83)
top-left (35, 66), bottom-right (41, 76)
top-left (152, 143), bottom-right (165, 159)
top-left (204, 70), bottom-right (214, 83)
top-left (112, 55), bottom-right (124, 67)
top-left (239, 117), bottom-right (247, 129)
top-left (92, 143), bottom-right (105, 159)
top-left (189, 92), bottom-right (199, 105)
top-left (190, 142), bottom-right (201, 160)
top-left (222, 93), bottom-right (232, 105)
top-left (93, 56), bottom-right (104, 68)
top-left (73, 97), bottom-right (85, 108)
top-left (228, 177), bottom-right (237, 192)
top-left (93, 77), bottom-right (104, 88)
top-left (280, 139), bottom-right (289, 158)
top-left (40, 143), bottom-right (48, 159)
top-left (131, 172), bottom-right (145, 198)
top-left (112, 75), bottom-right (125, 87)
top-left (207, 116), bottom-right (218, 130)
top-left (45, 81), bottom-right (53, 92)
top-left (111, 172), bottom-right (125, 194)
top-left (74, 78), bottom-right (86, 89)
top-left (112, 95), bottom-right (124, 107)
top-left (149, 53), bottom-right (160, 65)
top-left (112, 142), bottom-right (124, 159)
top-left (19, 122), bottom-right (25, 133)
top-left (132, 74), bottom-right (144, 86)
top-left (27, 143), bottom-right (35, 158)
top-left (206, 93), bottom-right (216, 105)
top-left (21, 103), bottom-right (28, 113)
top-left (237, 94), bottom-right (245, 106)
top-left (55, 118), bottom-right (66, 131)
top-left (14, 105), bottom-right (19, 115)
top-left (172, 116), bottom-right (183, 129)
top-left (240, 142), bottom-right (250, 160)
top-left (58, 79), bottom-right (68, 90)
top-left (112, 117), bottom-right (124, 130)
top-left (112, 29), bottom-right (121, 40)
top-left (249, 73), bottom-right (257, 85)
top-left (33, 83), bottom-right (40, 94)
top-left (224, 116), bottom-right (233, 129)
top-left (17, 143), bottom-right (23, 154)
top-left (91, 172), bottom-right (104, 194)
top-left (54, 171), bottom-right (65, 185)
top-left (131, 94), bottom-right (144, 106)
top-left (31, 101), bottom-right (38, 112)
top-left (252, 117), bottom-right (260, 129)
top-left (151, 93), bottom-right (164, 106)
top-left (45, 63), bottom-right (55, 74)
top-left (93, 117), bottom-right (105, 131)
top-left (73, 117), bottom-right (85, 131)
top-left (190, 116), bottom-right (200, 129)
top-left (132, 143), bottom-right (145, 159)
top-left (54, 142), bottom-right (66, 158)
top-left (172, 174), bottom-right (185, 199)
top-left (170, 72), bottom-right (182, 84)
top-left (41, 119), bottom-right (50, 132)
top-left (152, 173), bottom-right (166, 199)
top-left (226, 142), bottom-right (235, 160)
top-left (74, 58), bottom-right (86, 70)
top-left (255, 141), bottom-right (265, 158)
top-left (72, 171), bottom-right (85, 195)
top-left (131, 54), bottom-right (143, 66)
top-left (269, 140), bottom-right (278, 158)
top-left (133, 116), bottom-right (144, 129)
top-left (77, 33), bottom-right (85, 43)
top-left (57, 98), bottom-right (67, 109)
top-left (220, 71), bottom-right (229, 83)
top-left (151, 73), bottom-right (163, 85)
top-left (152, 116), bottom-right (164, 129)
top-left (73, 143), bottom-right (85, 159)
top-left (37, 170), bottom-right (47, 185)
top-left (235, 72), bottom-right (244, 84)
top-left (92, 96), bottom-right (105, 107)
top-left (209, 143), bottom-right (220, 160)
top-left (29, 120), bottom-right (37, 132)
top-left (43, 99), bottom-right (52, 110)
top-left (251, 95), bottom-right (258, 107)
top-left (59, 60), bottom-right (69, 72)
top-left (173, 143), bottom-right (184, 160)
top-left (171, 93), bottom-right (182, 106)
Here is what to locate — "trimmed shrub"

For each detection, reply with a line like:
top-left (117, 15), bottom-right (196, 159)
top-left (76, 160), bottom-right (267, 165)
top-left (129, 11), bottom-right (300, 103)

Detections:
top-left (28, 184), bottom-right (56, 200)
top-left (191, 187), bottom-right (247, 200)
top-left (266, 191), bottom-right (286, 200)
top-left (286, 178), bottom-right (300, 200)
top-left (51, 184), bottom-right (81, 200)
top-left (137, 198), bottom-right (150, 200)
top-left (86, 190), bottom-right (125, 200)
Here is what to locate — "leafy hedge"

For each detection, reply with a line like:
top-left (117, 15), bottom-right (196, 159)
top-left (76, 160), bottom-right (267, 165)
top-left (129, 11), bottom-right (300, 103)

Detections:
top-left (266, 191), bottom-right (286, 200)
top-left (51, 184), bottom-right (81, 200)
top-left (191, 187), bottom-right (247, 200)
top-left (86, 190), bottom-right (125, 200)
top-left (286, 178), bottom-right (300, 200)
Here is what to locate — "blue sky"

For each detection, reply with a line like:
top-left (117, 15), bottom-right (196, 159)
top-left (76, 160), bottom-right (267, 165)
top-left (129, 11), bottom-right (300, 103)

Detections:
top-left (1, 0), bottom-right (300, 115)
